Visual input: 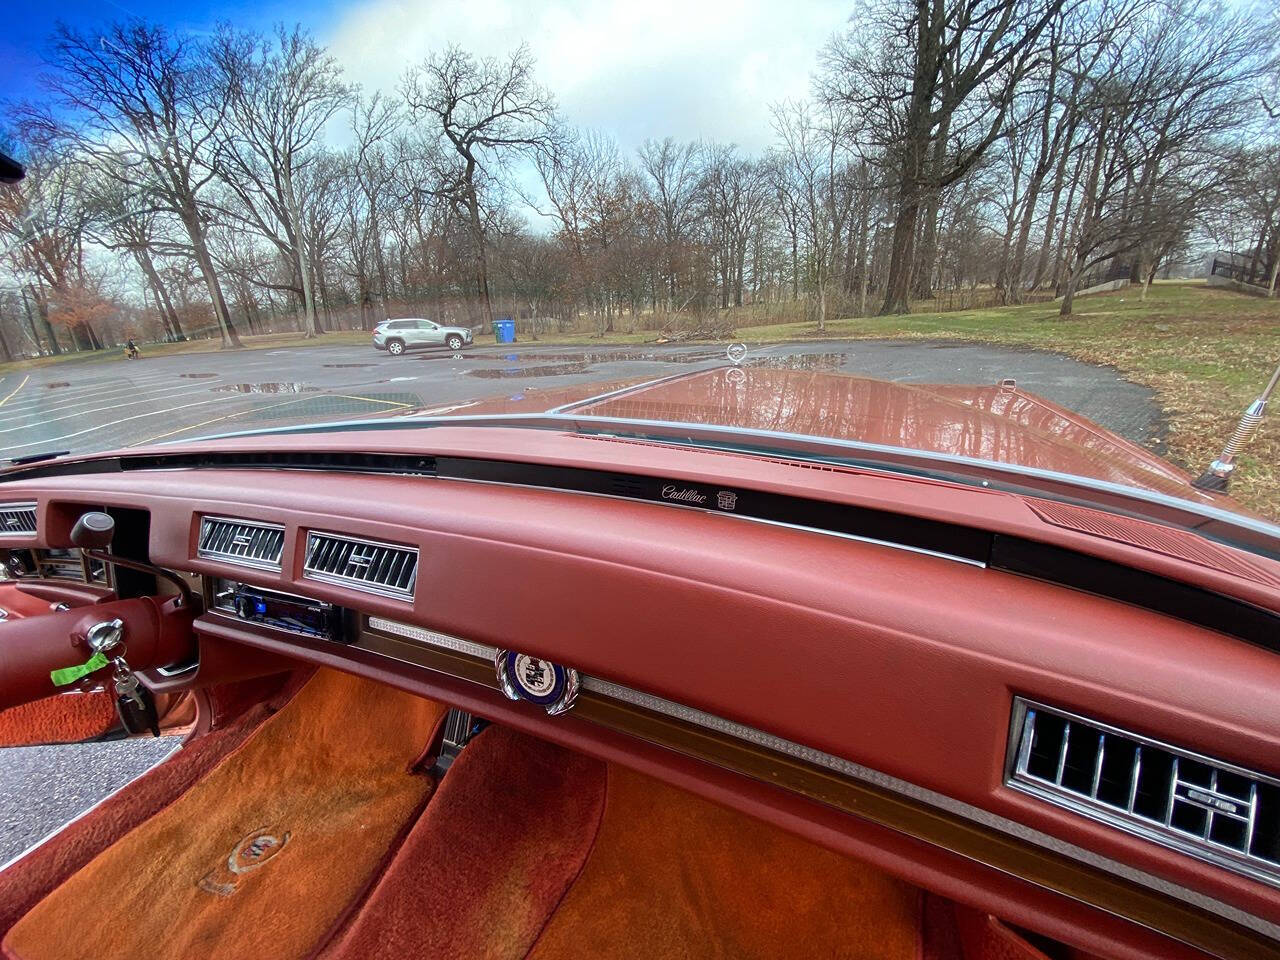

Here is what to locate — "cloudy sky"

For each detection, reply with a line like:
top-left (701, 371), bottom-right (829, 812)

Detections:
top-left (6, 0), bottom-right (852, 152)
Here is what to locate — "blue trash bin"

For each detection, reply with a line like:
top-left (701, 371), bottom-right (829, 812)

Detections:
top-left (494, 317), bottom-right (516, 344)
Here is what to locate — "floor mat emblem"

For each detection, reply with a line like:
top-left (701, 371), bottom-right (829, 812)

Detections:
top-left (496, 650), bottom-right (580, 716)
top-left (197, 826), bottom-right (291, 897)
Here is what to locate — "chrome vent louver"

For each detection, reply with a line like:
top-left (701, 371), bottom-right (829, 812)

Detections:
top-left (1009, 699), bottom-right (1280, 886)
top-left (303, 532), bottom-right (417, 600)
top-left (0, 502), bottom-right (37, 537)
top-left (197, 517), bottom-right (285, 571)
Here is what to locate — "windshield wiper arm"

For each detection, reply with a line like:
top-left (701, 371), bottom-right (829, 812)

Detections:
top-left (7, 450), bottom-right (70, 466)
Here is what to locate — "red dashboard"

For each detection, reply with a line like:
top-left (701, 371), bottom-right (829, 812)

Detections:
top-left (2, 425), bottom-right (1280, 960)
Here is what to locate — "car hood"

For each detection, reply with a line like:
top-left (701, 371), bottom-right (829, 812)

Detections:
top-left (431, 365), bottom-right (1213, 504)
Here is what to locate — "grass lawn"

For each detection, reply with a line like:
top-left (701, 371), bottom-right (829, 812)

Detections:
top-left (735, 281), bottom-right (1280, 521)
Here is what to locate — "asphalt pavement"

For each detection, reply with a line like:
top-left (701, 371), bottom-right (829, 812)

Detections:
top-left (0, 336), bottom-right (1165, 868)
top-left (0, 337), bottom-right (1166, 455)
top-left (0, 736), bottom-right (179, 868)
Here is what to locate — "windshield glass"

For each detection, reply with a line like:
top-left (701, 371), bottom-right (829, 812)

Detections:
top-left (1, 1), bottom-right (1277, 538)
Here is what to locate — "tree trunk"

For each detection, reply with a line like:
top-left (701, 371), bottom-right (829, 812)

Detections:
top-left (22, 286), bottom-right (57, 355)
top-left (1060, 250), bottom-right (1087, 316)
top-left (910, 122), bottom-right (949, 301)
top-left (788, 232), bottom-right (798, 301)
top-left (184, 208), bottom-right (242, 348)
top-left (879, 196), bottom-right (920, 315)
top-left (0, 318), bottom-right (13, 362)
top-left (1032, 145), bottom-right (1073, 290)
top-left (137, 249), bottom-right (185, 341)
top-left (1009, 164), bottom-right (1051, 303)
top-left (464, 183), bottom-right (495, 334)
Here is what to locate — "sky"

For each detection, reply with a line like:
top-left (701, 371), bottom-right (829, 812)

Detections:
top-left (3, 0), bottom-right (853, 154)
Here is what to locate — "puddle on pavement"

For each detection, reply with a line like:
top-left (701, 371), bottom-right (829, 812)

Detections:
top-left (212, 382), bottom-right (319, 394)
top-left (178, 373), bottom-right (218, 379)
top-left (745, 352), bottom-right (849, 371)
top-left (44, 381), bottom-right (71, 389)
top-left (322, 363), bottom-right (373, 368)
top-left (468, 363), bottom-right (589, 379)
top-left (529, 350), bottom-right (718, 364)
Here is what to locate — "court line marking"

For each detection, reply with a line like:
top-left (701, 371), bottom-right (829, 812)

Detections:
top-left (0, 375), bottom-right (30, 409)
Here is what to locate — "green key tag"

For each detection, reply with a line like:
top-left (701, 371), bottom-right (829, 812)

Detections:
top-left (50, 652), bottom-right (109, 687)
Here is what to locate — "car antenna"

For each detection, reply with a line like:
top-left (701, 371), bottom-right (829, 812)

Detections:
top-left (1192, 359), bottom-right (1280, 492)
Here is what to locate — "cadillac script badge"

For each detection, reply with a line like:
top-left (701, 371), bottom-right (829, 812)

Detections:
top-left (495, 650), bottom-right (580, 716)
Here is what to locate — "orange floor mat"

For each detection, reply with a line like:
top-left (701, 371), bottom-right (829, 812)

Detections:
top-left (325, 725), bottom-right (921, 960)
top-left (3, 669), bottom-right (445, 960)
top-left (526, 764), bottom-right (921, 960)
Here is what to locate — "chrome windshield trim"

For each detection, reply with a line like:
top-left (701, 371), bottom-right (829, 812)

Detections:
top-left (188, 412), bottom-right (1280, 560)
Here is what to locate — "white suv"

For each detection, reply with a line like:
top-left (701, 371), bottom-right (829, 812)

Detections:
top-left (372, 319), bottom-right (474, 355)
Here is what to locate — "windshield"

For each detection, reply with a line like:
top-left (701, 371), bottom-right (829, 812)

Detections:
top-left (1, 1), bottom-right (1277, 540)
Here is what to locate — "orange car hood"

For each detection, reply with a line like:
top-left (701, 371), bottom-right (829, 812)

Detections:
top-left (453, 366), bottom-right (1208, 503)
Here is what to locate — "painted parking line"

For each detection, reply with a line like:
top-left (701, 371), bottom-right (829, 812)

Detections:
top-left (1, 394), bottom-right (244, 453)
top-left (132, 394), bottom-right (412, 445)
top-left (326, 394), bottom-right (413, 408)
top-left (0, 383), bottom-right (235, 435)
top-left (0, 381), bottom-right (222, 424)
top-left (0, 373), bottom-right (193, 413)
top-left (0, 375), bottom-right (30, 409)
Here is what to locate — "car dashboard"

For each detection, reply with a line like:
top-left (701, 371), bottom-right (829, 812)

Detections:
top-left (2, 425), bottom-right (1280, 960)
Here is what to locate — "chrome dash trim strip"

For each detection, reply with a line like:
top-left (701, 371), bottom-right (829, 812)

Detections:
top-left (366, 616), bottom-right (496, 660)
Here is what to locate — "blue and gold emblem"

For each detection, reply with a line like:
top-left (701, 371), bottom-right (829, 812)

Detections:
top-left (495, 650), bottom-right (579, 716)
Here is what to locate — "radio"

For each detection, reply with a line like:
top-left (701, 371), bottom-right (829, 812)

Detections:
top-left (212, 579), bottom-right (344, 641)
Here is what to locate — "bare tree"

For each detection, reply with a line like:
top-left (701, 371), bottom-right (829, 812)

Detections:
top-left (638, 138), bottom-right (703, 311)
top-left (403, 44), bottom-right (557, 331)
top-left (0, 145), bottom-right (100, 351)
top-left (212, 25), bottom-right (350, 338)
top-left (771, 102), bottom-right (852, 333)
top-left (37, 22), bottom-right (241, 346)
top-left (822, 0), bottom-right (1065, 314)
top-left (1059, 0), bottom-right (1268, 314)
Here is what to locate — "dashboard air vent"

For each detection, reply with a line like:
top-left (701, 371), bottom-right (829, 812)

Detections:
top-left (0, 502), bottom-right (37, 537)
top-left (1009, 699), bottom-right (1280, 886)
top-left (303, 532), bottom-right (417, 600)
top-left (197, 517), bottom-right (285, 571)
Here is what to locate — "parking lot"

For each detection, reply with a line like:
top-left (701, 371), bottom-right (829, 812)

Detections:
top-left (0, 338), bottom-right (1166, 456)
top-left (0, 336), bottom-right (1165, 865)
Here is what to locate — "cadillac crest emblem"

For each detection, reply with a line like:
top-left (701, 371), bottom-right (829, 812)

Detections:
top-left (495, 650), bottom-right (580, 716)
top-left (197, 826), bottom-right (291, 897)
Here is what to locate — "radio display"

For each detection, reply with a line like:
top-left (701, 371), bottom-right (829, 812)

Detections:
top-left (212, 578), bottom-right (339, 639)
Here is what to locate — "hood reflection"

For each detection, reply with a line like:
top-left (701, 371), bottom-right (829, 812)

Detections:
top-left (570, 368), bottom-right (1191, 496)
